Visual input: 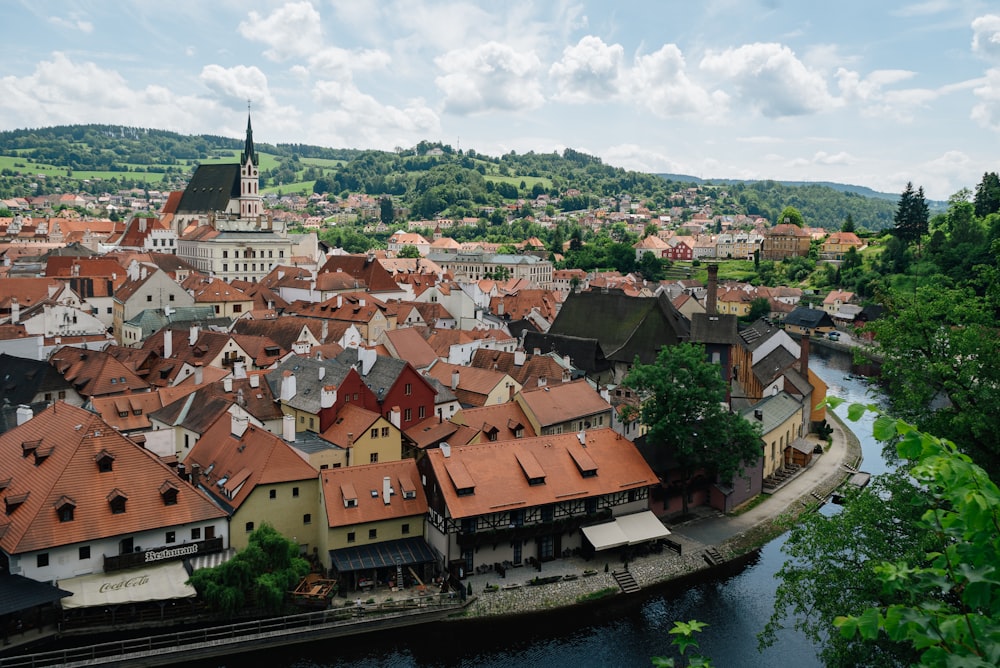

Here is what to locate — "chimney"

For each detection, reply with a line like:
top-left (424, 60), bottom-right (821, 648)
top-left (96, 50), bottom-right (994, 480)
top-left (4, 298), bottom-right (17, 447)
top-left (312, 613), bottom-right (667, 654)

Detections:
top-left (359, 297), bottom-right (366, 307)
top-left (193, 364), bottom-right (204, 385)
top-left (281, 370), bottom-right (297, 401)
top-left (321, 319), bottom-right (329, 343)
top-left (318, 366), bottom-right (326, 381)
top-left (233, 361), bottom-right (247, 379)
top-left (383, 476), bottom-right (392, 505)
top-left (513, 350), bottom-right (526, 366)
top-left (497, 299), bottom-right (504, 316)
top-left (189, 324), bottom-right (199, 346)
top-left (190, 462), bottom-right (201, 487)
top-left (707, 264), bottom-right (718, 315)
top-left (320, 384), bottom-right (337, 409)
top-left (231, 413), bottom-right (249, 438)
top-left (440, 442), bottom-right (451, 458)
top-left (139, 218), bottom-right (147, 233)
top-left (283, 413), bottom-right (295, 442)
top-left (249, 373), bottom-right (260, 388)
top-left (389, 406), bottom-right (401, 428)
top-left (536, 377), bottom-right (546, 388)
top-left (16, 404), bottom-right (32, 426)
top-left (223, 377), bottom-right (233, 393)
top-left (163, 328), bottom-right (173, 358)
top-left (799, 334), bottom-right (810, 375)
top-left (10, 298), bottom-right (18, 324)
top-left (337, 295), bottom-right (343, 309)
top-left (451, 370), bottom-right (460, 390)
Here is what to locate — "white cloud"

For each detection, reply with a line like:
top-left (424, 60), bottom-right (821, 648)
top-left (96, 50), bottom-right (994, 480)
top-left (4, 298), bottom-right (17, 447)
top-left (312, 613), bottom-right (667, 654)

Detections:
top-left (736, 136), bottom-right (785, 144)
top-left (603, 143), bottom-right (688, 175)
top-left (892, 1), bottom-right (955, 17)
top-left (435, 42), bottom-right (545, 115)
top-left (309, 46), bottom-right (391, 80)
top-left (813, 150), bottom-right (853, 165)
top-left (699, 42), bottom-right (838, 117)
top-left (549, 36), bottom-right (625, 103)
top-left (630, 45), bottom-right (729, 120)
top-left (972, 67), bottom-right (1000, 129)
top-left (310, 80), bottom-right (439, 147)
top-left (238, 1), bottom-right (323, 61)
top-left (972, 15), bottom-right (1000, 61)
top-left (836, 68), bottom-right (916, 103)
top-left (200, 65), bottom-right (275, 110)
top-left (48, 16), bottom-right (93, 33)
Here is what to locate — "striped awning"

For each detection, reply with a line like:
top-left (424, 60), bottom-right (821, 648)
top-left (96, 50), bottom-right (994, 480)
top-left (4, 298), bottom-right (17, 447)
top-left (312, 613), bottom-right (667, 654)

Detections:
top-left (187, 547), bottom-right (236, 572)
top-left (329, 537), bottom-right (436, 573)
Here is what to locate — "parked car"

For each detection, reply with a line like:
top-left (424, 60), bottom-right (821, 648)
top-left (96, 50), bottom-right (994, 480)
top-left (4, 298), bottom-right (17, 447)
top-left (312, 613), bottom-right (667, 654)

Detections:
top-left (827, 331), bottom-right (841, 341)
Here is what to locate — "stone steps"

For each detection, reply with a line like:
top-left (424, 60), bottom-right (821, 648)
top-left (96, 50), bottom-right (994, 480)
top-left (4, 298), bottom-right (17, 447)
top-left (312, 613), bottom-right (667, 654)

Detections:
top-left (612, 569), bottom-right (640, 594)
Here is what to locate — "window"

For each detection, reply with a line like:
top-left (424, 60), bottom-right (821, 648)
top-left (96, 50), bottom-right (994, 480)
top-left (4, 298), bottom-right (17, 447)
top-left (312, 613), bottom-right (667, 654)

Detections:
top-left (513, 540), bottom-right (522, 564)
top-left (58, 505), bottom-right (74, 522)
top-left (401, 523), bottom-right (410, 535)
top-left (169, 294), bottom-right (175, 302)
top-left (292, 487), bottom-right (299, 498)
top-left (303, 513), bottom-right (312, 525)
top-left (353, 393), bottom-right (358, 401)
top-left (205, 526), bottom-right (215, 540)
top-left (223, 250), bottom-right (228, 258)
top-left (539, 535), bottom-right (554, 560)
top-left (37, 553), bottom-right (49, 568)
top-left (418, 406), bottom-right (426, 419)
top-left (269, 489), bottom-right (276, 499)
top-left (245, 522), bottom-right (254, 533)
top-left (370, 452), bottom-right (379, 464)
top-left (371, 428), bottom-right (378, 439)
top-left (347, 531), bottom-right (356, 543)
top-left (404, 408), bottom-right (412, 422)
top-left (541, 505), bottom-right (554, 523)
top-left (405, 383), bottom-right (412, 396)
top-left (109, 496), bottom-right (126, 514)
top-left (368, 528), bottom-right (377, 539)
top-left (166, 531), bottom-right (176, 544)
top-left (191, 527), bottom-right (201, 541)
top-left (381, 427), bottom-right (389, 437)
top-left (79, 546), bottom-right (90, 560)
top-left (146, 295), bottom-right (153, 302)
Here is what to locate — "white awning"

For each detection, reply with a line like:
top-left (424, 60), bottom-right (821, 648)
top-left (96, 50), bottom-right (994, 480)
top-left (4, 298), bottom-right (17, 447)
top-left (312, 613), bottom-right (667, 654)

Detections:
top-left (187, 547), bottom-right (236, 572)
top-left (57, 561), bottom-right (196, 609)
top-left (582, 511), bottom-right (671, 552)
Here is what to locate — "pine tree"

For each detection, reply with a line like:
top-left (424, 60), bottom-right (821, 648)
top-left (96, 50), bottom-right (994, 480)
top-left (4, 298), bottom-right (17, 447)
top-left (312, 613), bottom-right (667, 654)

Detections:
top-left (892, 182), bottom-right (928, 251)
top-left (973, 171), bottom-right (1000, 217)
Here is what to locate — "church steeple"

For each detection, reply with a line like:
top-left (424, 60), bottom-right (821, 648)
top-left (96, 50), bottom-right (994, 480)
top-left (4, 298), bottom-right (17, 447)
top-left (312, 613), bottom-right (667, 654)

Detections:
top-left (240, 104), bottom-right (258, 167)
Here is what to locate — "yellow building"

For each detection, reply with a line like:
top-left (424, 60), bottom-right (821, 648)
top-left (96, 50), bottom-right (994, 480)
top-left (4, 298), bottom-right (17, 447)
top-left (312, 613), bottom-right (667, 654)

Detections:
top-left (742, 392), bottom-right (805, 480)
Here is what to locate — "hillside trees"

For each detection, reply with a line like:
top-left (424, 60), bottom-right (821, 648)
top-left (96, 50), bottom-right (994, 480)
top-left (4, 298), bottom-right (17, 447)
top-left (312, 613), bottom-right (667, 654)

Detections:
top-left (777, 205), bottom-right (805, 227)
top-left (892, 182), bottom-right (929, 249)
top-left (973, 171), bottom-right (1000, 217)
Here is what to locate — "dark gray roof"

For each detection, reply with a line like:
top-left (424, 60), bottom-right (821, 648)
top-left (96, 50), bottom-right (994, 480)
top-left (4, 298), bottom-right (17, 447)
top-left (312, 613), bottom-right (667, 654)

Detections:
top-left (424, 375), bottom-right (458, 404)
top-left (737, 318), bottom-right (785, 351)
top-left (335, 349), bottom-right (407, 400)
top-left (690, 312), bottom-right (739, 345)
top-left (0, 574), bottom-right (72, 616)
top-left (266, 355), bottom-right (355, 414)
top-left (0, 354), bottom-right (74, 406)
top-left (783, 307), bottom-right (835, 329)
top-left (741, 391), bottom-right (803, 433)
top-left (752, 346), bottom-right (798, 386)
top-left (176, 164), bottom-right (240, 214)
top-left (522, 332), bottom-right (610, 376)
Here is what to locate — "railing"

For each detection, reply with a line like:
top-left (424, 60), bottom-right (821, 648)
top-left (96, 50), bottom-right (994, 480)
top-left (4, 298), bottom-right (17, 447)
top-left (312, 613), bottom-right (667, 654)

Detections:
top-left (456, 509), bottom-right (612, 548)
top-left (0, 594), bottom-right (464, 668)
top-left (103, 537), bottom-right (224, 572)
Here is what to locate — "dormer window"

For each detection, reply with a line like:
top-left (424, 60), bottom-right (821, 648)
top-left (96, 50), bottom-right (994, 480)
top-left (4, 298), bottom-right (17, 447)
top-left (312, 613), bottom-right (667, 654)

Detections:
top-left (159, 480), bottom-right (179, 506)
top-left (95, 450), bottom-right (115, 473)
top-left (33, 445), bottom-right (54, 466)
top-left (21, 439), bottom-right (41, 458)
top-left (55, 496), bottom-right (76, 522)
top-left (5, 492), bottom-right (28, 515)
top-left (107, 489), bottom-right (128, 514)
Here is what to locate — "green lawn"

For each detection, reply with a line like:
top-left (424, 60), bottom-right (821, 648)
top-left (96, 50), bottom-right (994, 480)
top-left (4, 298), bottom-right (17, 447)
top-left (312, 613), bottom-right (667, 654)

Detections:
top-left (0, 155), bottom-right (175, 183)
top-left (262, 180), bottom-right (316, 196)
top-left (486, 175), bottom-right (552, 190)
top-left (300, 157), bottom-right (345, 168)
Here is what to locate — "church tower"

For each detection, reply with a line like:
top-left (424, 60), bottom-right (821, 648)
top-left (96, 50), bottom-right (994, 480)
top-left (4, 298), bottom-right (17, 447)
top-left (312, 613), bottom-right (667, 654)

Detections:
top-left (239, 110), bottom-right (262, 221)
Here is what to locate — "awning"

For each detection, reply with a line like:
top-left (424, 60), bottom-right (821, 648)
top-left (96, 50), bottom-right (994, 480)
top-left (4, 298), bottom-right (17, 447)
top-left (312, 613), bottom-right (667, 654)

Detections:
top-left (329, 537), bottom-right (436, 573)
top-left (187, 547), bottom-right (236, 572)
top-left (57, 561), bottom-right (196, 609)
top-left (582, 511), bottom-right (671, 552)
top-left (0, 574), bottom-right (72, 616)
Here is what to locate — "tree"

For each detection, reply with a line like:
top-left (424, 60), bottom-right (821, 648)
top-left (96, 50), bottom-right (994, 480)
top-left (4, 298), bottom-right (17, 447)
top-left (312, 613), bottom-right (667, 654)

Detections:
top-left (397, 244), bottom-right (421, 259)
top-left (829, 404), bottom-right (1000, 667)
top-left (624, 343), bottom-right (763, 516)
top-left (745, 297), bottom-right (771, 322)
top-left (892, 182), bottom-right (929, 249)
top-left (841, 214), bottom-right (856, 233)
top-left (973, 171), bottom-right (1000, 218)
top-left (637, 251), bottom-right (666, 282)
top-left (379, 195), bottom-right (395, 226)
top-left (777, 205), bottom-right (805, 227)
top-left (187, 524), bottom-right (310, 617)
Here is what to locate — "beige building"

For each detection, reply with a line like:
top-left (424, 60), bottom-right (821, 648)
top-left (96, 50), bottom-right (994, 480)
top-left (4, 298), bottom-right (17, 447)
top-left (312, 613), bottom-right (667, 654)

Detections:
top-left (426, 251), bottom-right (553, 288)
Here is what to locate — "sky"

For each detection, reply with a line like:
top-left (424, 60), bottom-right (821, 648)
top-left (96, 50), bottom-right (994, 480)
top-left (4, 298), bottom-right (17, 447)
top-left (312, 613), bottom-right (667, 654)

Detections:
top-left (2, 1), bottom-right (1000, 201)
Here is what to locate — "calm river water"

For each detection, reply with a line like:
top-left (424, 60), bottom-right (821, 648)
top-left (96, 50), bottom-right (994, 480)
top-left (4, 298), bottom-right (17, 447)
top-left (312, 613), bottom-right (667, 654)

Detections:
top-left (213, 347), bottom-right (886, 668)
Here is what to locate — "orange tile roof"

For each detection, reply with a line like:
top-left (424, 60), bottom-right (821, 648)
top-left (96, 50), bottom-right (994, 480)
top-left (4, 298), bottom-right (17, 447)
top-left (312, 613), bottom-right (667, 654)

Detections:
top-left (425, 362), bottom-right (514, 405)
top-left (49, 346), bottom-right (150, 397)
top-left (0, 403), bottom-right (226, 554)
top-left (319, 403), bottom-right (382, 449)
top-left (451, 401), bottom-right (537, 441)
top-left (516, 379), bottom-right (611, 427)
top-left (321, 459), bottom-right (427, 527)
top-left (425, 428), bottom-right (657, 519)
top-left (90, 385), bottom-right (198, 432)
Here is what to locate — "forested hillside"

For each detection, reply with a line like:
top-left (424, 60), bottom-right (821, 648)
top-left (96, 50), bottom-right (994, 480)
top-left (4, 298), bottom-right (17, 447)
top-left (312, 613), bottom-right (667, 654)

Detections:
top-left (0, 124), bottom-right (897, 230)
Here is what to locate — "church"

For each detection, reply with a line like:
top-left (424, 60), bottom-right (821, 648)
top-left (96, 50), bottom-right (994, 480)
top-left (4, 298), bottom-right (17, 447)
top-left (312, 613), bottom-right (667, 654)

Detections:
top-left (164, 113), bottom-right (311, 284)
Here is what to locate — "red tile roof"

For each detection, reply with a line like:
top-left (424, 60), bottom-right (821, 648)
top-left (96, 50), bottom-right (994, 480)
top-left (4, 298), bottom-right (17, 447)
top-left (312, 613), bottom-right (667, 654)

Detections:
top-left (321, 459), bottom-right (427, 527)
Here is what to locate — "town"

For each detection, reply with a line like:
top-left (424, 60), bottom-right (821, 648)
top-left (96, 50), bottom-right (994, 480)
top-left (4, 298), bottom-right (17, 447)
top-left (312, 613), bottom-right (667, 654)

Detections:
top-left (0, 117), bottom-right (887, 657)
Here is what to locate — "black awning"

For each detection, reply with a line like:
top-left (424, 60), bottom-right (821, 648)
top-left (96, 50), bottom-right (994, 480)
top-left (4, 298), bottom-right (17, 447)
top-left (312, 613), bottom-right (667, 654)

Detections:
top-left (329, 537), bottom-right (436, 573)
top-left (0, 574), bottom-right (72, 616)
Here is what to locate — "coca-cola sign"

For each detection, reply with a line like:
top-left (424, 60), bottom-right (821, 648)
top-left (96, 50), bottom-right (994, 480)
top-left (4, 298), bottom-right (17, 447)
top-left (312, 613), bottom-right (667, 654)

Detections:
top-left (98, 574), bottom-right (150, 593)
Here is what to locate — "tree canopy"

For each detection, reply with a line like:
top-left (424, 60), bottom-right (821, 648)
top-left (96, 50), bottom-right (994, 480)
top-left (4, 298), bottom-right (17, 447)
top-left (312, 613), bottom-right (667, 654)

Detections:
top-left (624, 343), bottom-right (762, 515)
top-left (777, 205), bottom-right (805, 227)
top-left (892, 181), bottom-right (929, 247)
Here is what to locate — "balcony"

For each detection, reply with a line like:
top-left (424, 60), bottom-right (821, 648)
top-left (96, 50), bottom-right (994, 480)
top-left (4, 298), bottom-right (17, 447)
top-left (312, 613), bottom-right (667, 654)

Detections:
top-left (456, 508), bottom-right (611, 548)
top-left (104, 537), bottom-right (224, 572)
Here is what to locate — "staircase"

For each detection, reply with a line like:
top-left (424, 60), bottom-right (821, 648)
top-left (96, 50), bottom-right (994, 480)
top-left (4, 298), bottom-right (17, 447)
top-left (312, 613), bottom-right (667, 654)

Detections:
top-left (762, 464), bottom-right (802, 492)
top-left (703, 548), bottom-right (724, 566)
top-left (612, 569), bottom-right (640, 593)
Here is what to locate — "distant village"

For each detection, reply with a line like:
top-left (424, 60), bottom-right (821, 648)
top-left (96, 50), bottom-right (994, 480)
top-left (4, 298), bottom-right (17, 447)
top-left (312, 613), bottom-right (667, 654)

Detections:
top-left (0, 117), bottom-right (880, 628)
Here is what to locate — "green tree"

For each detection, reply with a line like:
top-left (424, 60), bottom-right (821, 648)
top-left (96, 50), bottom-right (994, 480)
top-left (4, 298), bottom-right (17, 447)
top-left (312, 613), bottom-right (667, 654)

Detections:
top-left (830, 404), bottom-right (1000, 668)
top-left (397, 244), bottom-right (421, 259)
top-left (745, 297), bottom-right (771, 322)
top-left (841, 214), bottom-right (856, 233)
top-left (637, 251), bottom-right (666, 282)
top-left (379, 195), bottom-right (395, 226)
top-left (777, 205), bottom-right (805, 227)
top-left (624, 343), bottom-right (763, 516)
top-left (892, 181), bottom-right (929, 250)
top-left (973, 171), bottom-right (1000, 218)
top-left (187, 524), bottom-right (310, 617)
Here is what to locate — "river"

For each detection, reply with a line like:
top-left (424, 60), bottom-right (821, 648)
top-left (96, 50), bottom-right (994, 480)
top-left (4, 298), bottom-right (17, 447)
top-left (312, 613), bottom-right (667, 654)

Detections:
top-left (200, 347), bottom-right (887, 668)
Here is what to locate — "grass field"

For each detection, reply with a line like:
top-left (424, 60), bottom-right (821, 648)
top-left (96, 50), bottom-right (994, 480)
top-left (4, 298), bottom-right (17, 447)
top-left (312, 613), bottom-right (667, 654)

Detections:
top-left (0, 155), bottom-right (174, 183)
top-left (486, 175), bottom-right (552, 190)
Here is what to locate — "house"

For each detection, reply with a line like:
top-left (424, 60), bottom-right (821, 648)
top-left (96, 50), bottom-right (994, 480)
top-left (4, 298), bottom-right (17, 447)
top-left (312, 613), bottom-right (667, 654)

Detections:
top-left (335, 347), bottom-right (438, 432)
top-left (514, 379), bottom-right (613, 436)
top-left (633, 235), bottom-right (670, 262)
top-left (468, 348), bottom-right (571, 389)
top-left (761, 224), bottom-right (811, 261)
top-left (0, 403), bottom-right (228, 587)
top-left (425, 361), bottom-right (521, 408)
top-left (0, 352), bottom-right (83, 411)
top-left (782, 307), bottom-right (837, 337)
top-left (265, 354), bottom-right (377, 435)
top-left (819, 232), bottom-right (864, 261)
top-left (741, 391), bottom-right (806, 484)
top-left (287, 292), bottom-right (397, 345)
top-left (378, 327), bottom-right (440, 371)
top-left (419, 429), bottom-right (661, 578)
top-left (119, 305), bottom-right (227, 348)
top-left (319, 459), bottom-right (433, 592)
top-left (316, 403), bottom-right (403, 469)
top-left (185, 413), bottom-right (320, 552)
top-left (49, 346), bottom-right (150, 399)
top-left (112, 265), bottom-right (195, 344)
top-left (822, 290), bottom-right (856, 317)
top-left (317, 253), bottom-right (408, 301)
top-left (448, 401), bottom-right (537, 443)
top-left (386, 231), bottom-right (431, 256)
top-left (183, 275), bottom-right (254, 319)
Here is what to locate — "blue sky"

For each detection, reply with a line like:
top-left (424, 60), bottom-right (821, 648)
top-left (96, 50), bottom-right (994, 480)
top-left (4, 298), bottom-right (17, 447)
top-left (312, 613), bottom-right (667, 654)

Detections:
top-left (3, 0), bottom-right (999, 200)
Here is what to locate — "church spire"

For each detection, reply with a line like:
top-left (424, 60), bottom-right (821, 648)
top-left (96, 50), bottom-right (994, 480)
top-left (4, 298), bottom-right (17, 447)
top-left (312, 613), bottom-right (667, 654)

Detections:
top-left (241, 101), bottom-right (258, 166)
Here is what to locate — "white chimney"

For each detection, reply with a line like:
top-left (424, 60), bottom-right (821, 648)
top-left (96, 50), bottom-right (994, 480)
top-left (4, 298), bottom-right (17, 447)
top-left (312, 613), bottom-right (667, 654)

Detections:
top-left (9, 298), bottom-right (19, 325)
top-left (337, 295), bottom-right (343, 309)
top-left (280, 371), bottom-right (297, 401)
top-left (163, 328), bottom-right (173, 358)
top-left (321, 319), bottom-right (329, 343)
top-left (513, 350), bottom-right (526, 366)
top-left (359, 298), bottom-right (366, 307)
top-left (358, 346), bottom-right (376, 376)
top-left (231, 413), bottom-right (249, 438)
top-left (189, 325), bottom-right (199, 346)
top-left (223, 377), bottom-right (233, 392)
top-left (382, 476), bottom-right (392, 505)
top-left (233, 361), bottom-right (247, 379)
top-left (318, 366), bottom-right (326, 381)
top-left (320, 384), bottom-right (337, 409)
top-left (451, 370), bottom-right (460, 390)
top-left (193, 364), bottom-right (204, 385)
top-left (16, 404), bottom-right (32, 426)
top-left (389, 406), bottom-right (401, 428)
top-left (283, 413), bottom-right (295, 441)
top-left (440, 442), bottom-right (451, 458)
top-left (249, 374), bottom-right (260, 388)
